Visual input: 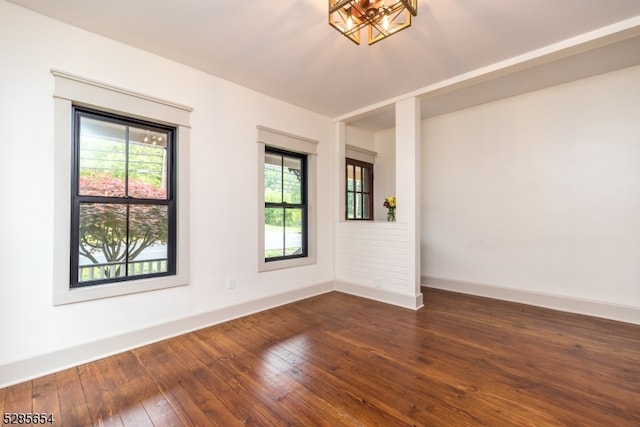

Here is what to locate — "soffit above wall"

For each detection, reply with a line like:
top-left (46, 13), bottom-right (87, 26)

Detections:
top-left (343, 20), bottom-right (640, 131)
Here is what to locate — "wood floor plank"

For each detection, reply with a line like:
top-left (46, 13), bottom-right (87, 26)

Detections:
top-left (2, 380), bottom-right (32, 416)
top-left (262, 338), bottom-right (423, 426)
top-left (133, 339), bottom-right (242, 427)
top-left (168, 334), bottom-right (285, 426)
top-left (163, 335), bottom-right (282, 426)
top-left (101, 353), bottom-right (154, 427)
top-left (113, 351), bottom-right (184, 427)
top-left (56, 367), bottom-right (92, 426)
top-left (243, 309), bottom-right (496, 426)
top-left (193, 324), bottom-right (349, 426)
top-left (78, 360), bottom-right (125, 426)
top-left (224, 311), bottom-right (416, 425)
top-left (32, 373), bottom-right (61, 425)
top-left (187, 328), bottom-right (309, 425)
top-left (0, 385), bottom-right (5, 418)
top-left (1, 289), bottom-right (639, 426)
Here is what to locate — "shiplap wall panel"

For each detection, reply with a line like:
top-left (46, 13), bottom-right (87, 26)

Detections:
top-left (335, 221), bottom-right (410, 290)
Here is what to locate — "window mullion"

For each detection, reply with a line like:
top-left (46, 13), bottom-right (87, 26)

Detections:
top-left (125, 126), bottom-right (130, 197)
top-left (121, 204), bottom-right (127, 279)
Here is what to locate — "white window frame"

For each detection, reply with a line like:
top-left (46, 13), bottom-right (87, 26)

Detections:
top-left (257, 126), bottom-right (318, 272)
top-left (52, 69), bottom-right (192, 305)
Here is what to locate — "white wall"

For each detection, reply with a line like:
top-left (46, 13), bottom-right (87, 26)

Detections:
top-left (374, 128), bottom-right (396, 221)
top-left (0, 0), bottom-right (334, 385)
top-left (345, 125), bottom-right (375, 151)
top-left (421, 65), bottom-right (640, 318)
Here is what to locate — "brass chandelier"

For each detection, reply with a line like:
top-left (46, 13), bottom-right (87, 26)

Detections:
top-left (329, 0), bottom-right (418, 45)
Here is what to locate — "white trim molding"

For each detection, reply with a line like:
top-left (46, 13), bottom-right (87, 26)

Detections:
top-left (256, 125), bottom-right (318, 272)
top-left (51, 69), bottom-right (192, 305)
top-left (335, 280), bottom-right (424, 310)
top-left (51, 69), bottom-right (192, 125)
top-left (346, 144), bottom-right (377, 164)
top-left (423, 276), bottom-right (640, 325)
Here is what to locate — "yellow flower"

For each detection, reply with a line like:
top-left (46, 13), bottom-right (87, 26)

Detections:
top-left (383, 196), bottom-right (396, 209)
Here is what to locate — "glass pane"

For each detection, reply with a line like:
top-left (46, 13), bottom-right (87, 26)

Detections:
top-left (265, 207), bottom-right (285, 258)
top-left (356, 193), bottom-right (362, 218)
top-left (264, 152), bottom-right (283, 203)
top-left (347, 165), bottom-right (354, 191)
top-left (128, 126), bottom-right (168, 199)
top-left (78, 203), bottom-right (127, 282)
top-left (284, 208), bottom-right (303, 256)
top-left (128, 204), bottom-right (168, 274)
top-left (363, 194), bottom-right (370, 219)
top-left (79, 117), bottom-right (126, 197)
top-left (362, 167), bottom-right (370, 192)
top-left (78, 203), bottom-right (169, 282)
top-left (347, 192), bottom-right (355, 219)
top-left (283, 155), bottom-right (302, 204)
top-left (355, 166), bottom-right (362, 191)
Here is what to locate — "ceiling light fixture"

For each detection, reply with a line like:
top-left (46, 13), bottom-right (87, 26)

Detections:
top-left (329, 0), bottom-right (418, 45)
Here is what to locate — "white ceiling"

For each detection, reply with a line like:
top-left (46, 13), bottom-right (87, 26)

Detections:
top-left (8, 0), bottom-right (640, 129)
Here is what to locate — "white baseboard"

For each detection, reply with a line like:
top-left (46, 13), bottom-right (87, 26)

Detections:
top-left (0, 281), bottom-right (334, 388)
top-left (423, 276), bottom-right (640, 325)
top-left (335, 280), bottom-right (424, 310)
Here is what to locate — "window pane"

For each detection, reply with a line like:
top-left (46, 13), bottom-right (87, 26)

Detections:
top-left (347, 192), bottom-right (355, 219)
top-left (79, 117), bottom-right (126, 197)
top-left (356, 193), bottom-right (362, 218)
top-left (355, 166), bottom-right (362, 191)
top-left (77, 203), bottom-right (169, 283)
top-left (363, 194), bottom-right (370, 219)
top-left (128, 204), bottom-right (168, 260)
top-left (284, 207), bottom-right (303, 256)
top-left (347, 165), bottom-right (354, 191)
top-left (283, 155), bottom-right (302, 204)
top-left (78, 203), bottom-right (127, 282)
top-left (128, 127), bottom-right (168, 199)
top-left (363, 167), bottom-right (370, 192)
top-left (265, 153), bottom-right (283, 203)
top-left (128, 205), bottom-right (168, 276)
top-left (265, 207), bottom-right (285, 258)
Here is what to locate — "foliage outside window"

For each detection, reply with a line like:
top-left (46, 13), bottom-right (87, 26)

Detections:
top-left (264, 148), bottom-right (307, 261)
top-left (71, 107), bottom-right (176, 287)
top-left (346, 158), bottom-right (374, 220)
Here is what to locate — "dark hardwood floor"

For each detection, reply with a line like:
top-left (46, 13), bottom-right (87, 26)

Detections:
top-left (2, 288), bottom-right (639, 426)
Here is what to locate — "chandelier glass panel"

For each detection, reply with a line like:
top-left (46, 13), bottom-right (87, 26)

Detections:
top-left (329, 0), bottom-right (418, 45)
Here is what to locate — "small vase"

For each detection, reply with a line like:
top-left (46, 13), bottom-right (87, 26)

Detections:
top-left (387, 208), bottom-right (395, 222)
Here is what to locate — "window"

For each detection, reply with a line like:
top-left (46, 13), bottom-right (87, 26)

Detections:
top-left (256, 125), bottom-right (317, 272)
top-left (264, 148), bottom-right (307, 261)
top-left (71, 107), bottom-right (176, 287)
top-left (346, 158), bottom-right (374, 220)
top-left (52, 69), bottom-right (191, 305)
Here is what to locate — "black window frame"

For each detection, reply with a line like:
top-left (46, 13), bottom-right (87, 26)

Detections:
top-left (264, 147), bottom-right (308, 262)
top-left (70, 106), bottom-right (177, 288)
top-left (346, 157), bottom-right (374, 220)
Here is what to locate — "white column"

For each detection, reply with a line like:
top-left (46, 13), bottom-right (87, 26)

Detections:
top-left (395, 97), bottom-right (423, 307)
top-left (334, 121), bottom-right (347, 222)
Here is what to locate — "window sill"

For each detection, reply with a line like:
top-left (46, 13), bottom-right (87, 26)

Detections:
top-left (258, 256), bottom-right (317, 272)
top-left (53, 274), bottom-right (189, 306)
